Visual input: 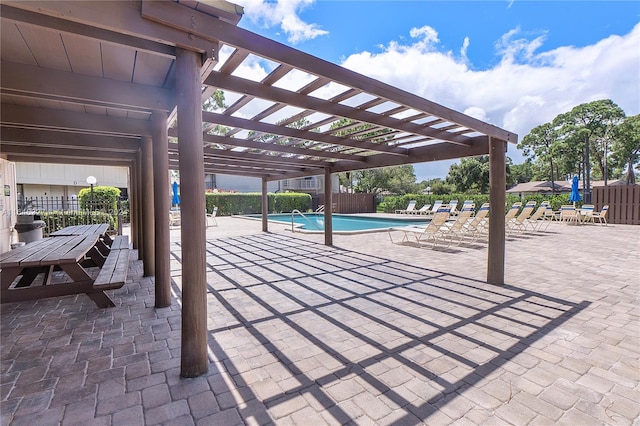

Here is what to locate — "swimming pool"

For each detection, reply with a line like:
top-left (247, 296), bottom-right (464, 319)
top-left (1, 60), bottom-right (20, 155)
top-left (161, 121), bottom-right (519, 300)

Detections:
top-left (242, 213), bottom-right (431, 234)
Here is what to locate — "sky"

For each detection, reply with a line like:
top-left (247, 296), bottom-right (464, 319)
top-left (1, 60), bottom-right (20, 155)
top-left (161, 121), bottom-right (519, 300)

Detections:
top-left (232, 0), bottom-right (640, 182)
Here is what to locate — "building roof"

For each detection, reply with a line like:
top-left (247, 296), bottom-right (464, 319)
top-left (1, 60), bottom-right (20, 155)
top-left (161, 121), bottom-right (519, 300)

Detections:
top-left (507, 179), bottom-right (627, 193)
top-left (0, 0), bottom-right (517, 181)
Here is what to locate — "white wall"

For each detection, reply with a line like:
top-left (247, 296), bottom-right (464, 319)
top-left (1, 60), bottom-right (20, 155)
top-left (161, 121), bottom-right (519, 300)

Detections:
top-left (215, 175), bottom-right (280, 193)
top-left (17, 163), bottom-right (128, 188)
top-left (214, 174), bottom-right (340, 193)
top-left (0, 158), bottom-right (18, 252)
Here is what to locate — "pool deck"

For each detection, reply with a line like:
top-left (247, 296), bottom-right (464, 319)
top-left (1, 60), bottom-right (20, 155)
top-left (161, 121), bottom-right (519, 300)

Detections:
top-left (1, 216), bottom-right (639, 425)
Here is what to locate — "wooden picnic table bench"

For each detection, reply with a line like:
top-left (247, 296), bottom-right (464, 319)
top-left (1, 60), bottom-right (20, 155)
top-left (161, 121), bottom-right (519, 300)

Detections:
top-left (94, 236), bottom-right (130, 291)
top-left (1, 233), bottom-right (130, 308)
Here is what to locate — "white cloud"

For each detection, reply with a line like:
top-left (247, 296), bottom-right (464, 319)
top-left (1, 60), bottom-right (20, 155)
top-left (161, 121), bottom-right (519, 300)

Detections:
top-left (339, 23), bottom-right (640, 179)
top-left (235, 0), bottom-right (328, 44)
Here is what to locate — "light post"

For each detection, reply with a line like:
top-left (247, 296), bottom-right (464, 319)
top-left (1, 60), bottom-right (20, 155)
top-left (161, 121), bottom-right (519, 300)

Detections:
top-left (86, 176), bottom-right (96, 212)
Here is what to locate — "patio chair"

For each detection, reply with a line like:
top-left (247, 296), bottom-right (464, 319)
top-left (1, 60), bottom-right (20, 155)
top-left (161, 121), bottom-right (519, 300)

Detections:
top-left (591, 205), bottom-right (609, 225)
top-left (206, 206), bottom-right (218, 227)
top-left (395, 200), bottom-right (417, 214)
top-left (507, 201), bottom-right (536, 234)
top-left (411, 204), bottom-right (431, 215)
top-left (559, 205), bottom-right (579, 224)
top-left (578, 204), bottom-right (595, 223)
top-left (388, 206), bottom-right (451, 247)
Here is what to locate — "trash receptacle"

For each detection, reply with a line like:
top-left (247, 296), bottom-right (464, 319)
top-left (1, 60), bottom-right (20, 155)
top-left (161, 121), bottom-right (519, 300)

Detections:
top-left (15, 217), bottom-right (46, 243)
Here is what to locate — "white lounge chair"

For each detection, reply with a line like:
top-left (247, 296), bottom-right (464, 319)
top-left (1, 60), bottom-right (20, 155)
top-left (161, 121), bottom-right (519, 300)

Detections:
top-left (411, 204), bottom-right (431, 215)
top-left (395, 200), bottom-right (417, 214)
top-left (422, 200), bottom-right (443, 216)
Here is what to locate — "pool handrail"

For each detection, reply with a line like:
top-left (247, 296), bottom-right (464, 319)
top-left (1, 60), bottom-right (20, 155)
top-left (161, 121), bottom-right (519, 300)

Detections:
top-left (291, 210), bottom-right (323, 232)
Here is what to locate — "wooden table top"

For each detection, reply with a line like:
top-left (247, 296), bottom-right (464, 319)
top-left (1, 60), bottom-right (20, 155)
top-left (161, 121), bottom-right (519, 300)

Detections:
top-left (50, 224), bottom-right (110, 237)
top-left (0, 234), bottom-right (100, 268)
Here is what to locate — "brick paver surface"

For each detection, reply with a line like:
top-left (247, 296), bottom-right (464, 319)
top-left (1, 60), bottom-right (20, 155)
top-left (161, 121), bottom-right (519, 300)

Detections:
top-left (1, 217), bottom-right (638, 425)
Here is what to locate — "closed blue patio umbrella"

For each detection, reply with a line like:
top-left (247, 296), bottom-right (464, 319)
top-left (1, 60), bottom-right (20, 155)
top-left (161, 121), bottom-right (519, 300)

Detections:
top-left (569, 175), bottom-right (581, 206)
top-left (171, 181), bottom-right (180, 207)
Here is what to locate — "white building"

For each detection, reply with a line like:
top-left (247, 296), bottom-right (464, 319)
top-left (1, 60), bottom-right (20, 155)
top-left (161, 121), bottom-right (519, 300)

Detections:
top-left (15, 163), bottom-right (339, 205)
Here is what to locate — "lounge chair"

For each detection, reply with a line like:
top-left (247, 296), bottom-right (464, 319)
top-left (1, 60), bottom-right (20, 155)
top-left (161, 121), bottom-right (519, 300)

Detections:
top-left (440, 203), bottom-right (475, 245)
top-left (525, 204), bottom-right (551, 232)
top-left (591, 205), bottom-right (609, 225)
top-left (388, 206), bottom-right (451, 247)
top-left (503, 202), bottom-right (522, 228)
top-left (507, 201), bottom-right (536, 234)
top-left (206, 206), bottom-right (218, 227)
top-left (448, 200), bottom-right (459, 215)
top-left (463, 203), bottom-right (490, 242)
top-left (411, 204), bottom-right (431, 215)
top-left (395, 200), bottom-right (417, 214)
top-left (422, 200), bottom-right (443, 216)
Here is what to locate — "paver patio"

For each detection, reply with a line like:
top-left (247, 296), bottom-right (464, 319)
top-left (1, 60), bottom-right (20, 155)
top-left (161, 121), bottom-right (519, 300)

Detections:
top-left (1, 216), bottom-right (639, 425)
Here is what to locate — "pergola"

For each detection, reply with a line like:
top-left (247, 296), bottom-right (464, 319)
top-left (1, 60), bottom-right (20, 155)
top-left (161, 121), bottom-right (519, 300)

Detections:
top-left (0, 0), bottom-right (517, 377)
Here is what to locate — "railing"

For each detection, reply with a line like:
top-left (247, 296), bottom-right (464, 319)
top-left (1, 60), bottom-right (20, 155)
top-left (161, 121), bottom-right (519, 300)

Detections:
top-left (291, 209), bottom-right (322, 232)
top-left (16, 196), bottom-right (129, 236)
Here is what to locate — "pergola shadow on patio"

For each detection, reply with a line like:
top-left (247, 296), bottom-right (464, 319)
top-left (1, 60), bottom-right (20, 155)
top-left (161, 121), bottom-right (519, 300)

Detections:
top-left (1, 0), bottom-right (517, 376)
top-left (169, 233), bottom-right (589, 424)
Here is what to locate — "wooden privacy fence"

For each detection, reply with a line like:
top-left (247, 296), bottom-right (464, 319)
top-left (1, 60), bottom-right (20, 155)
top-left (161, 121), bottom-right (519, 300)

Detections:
top-left (317, 193), bottom-right (376, 213)
top-left (593, 185), bottom-right (640, 225)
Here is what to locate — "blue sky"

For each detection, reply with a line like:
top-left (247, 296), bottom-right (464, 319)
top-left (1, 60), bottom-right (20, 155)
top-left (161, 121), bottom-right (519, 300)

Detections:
top-left (234, 0), bottom-right (640, 181)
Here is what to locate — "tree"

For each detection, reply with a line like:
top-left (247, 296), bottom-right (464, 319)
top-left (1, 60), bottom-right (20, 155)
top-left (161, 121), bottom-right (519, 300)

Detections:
top-left (446, 156), bottom-right (490, 194)
top-left (508, 160), bottom-right (535, 187)
top-left (518, 123), bottom-right (561, 191)
top-left (612, 114), bottom-right (640, 184)
top-left (351, 165), bottom-right (419, 194)
top-left (330, 118), bottom-right (419, 194)
top-left (556, 99), bottom-right (625, 190)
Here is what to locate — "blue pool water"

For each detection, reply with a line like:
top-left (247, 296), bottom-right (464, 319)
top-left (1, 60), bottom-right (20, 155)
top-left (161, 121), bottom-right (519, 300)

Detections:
top-left (244, 213), bottom-right (430, 233)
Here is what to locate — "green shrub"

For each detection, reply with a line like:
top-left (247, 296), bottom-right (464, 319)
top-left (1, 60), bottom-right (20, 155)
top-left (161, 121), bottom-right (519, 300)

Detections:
top-left (41, 210), bottom-right (115, 236)
top-left (205, 192), bottom-right (311, 216)
top-left (78, 186), bottom-right (121, 227)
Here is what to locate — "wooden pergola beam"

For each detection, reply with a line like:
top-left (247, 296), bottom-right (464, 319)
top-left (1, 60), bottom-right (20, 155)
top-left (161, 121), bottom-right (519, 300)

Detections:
top-left (200, 112), bottom-right (407, 156)
top-left (1, 61), bottom-right (174, 113)
top-left (1, 104), bottom-right (152, 137)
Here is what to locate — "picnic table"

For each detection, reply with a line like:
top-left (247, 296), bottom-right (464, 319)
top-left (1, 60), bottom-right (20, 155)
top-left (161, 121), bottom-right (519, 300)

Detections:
top-left (51, 224), bottom-right (113, 258)
top-left (1, 230), bottom-right (130, 308)
top-left (50, 223), bottom-right (109, 236)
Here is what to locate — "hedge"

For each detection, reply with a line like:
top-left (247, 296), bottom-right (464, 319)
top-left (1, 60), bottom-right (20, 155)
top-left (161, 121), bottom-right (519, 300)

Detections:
top-left (41, 210), bottom-right (115, 236)
top-left (205, 192), bottom-right (312, 216)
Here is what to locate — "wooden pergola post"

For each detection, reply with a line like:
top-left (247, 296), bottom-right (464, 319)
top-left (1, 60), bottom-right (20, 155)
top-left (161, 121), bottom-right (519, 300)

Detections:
top-left (487, 137), bottom-right (507, 285)
top-left (141, 136), bottom-right (155, 276)
top-left (135, 149), bottom-right (143, 261)
top-left (261, 177), bottom-right (269, 232)
top-left (129, 162), bottom-right (138, 251)
top-left (176, 48), bottom-right (208, 377)
top-left (152, 111), bottom-right (171, 308)
top-left (324, 168), bottom-right (333, 246)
